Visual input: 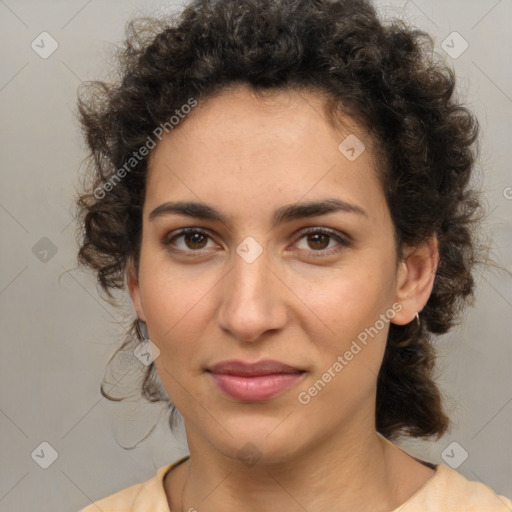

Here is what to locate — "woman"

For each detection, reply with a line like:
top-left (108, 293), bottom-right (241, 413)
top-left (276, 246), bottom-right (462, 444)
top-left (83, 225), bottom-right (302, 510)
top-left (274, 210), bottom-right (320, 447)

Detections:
top-left (76, 0), bottom-right (512, 510)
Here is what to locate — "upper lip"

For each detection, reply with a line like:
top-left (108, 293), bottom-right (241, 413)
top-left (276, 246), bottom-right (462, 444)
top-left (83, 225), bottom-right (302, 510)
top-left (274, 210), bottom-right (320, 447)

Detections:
top-left (207, 359), bottom-right (304, 376)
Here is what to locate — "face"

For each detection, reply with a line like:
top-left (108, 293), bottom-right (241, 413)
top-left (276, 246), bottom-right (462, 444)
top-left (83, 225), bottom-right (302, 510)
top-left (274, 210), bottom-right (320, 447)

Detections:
top-left (129, 85), bottom-right (434, 463)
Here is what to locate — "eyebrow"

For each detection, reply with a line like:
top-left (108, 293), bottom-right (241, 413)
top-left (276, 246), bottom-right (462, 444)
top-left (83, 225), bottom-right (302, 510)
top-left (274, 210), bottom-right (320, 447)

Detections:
top-left (149, 198), bottom-right (368, 228)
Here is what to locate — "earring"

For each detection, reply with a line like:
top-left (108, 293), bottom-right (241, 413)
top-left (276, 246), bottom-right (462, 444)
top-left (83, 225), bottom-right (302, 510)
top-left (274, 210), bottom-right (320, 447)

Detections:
top-left (136, 319), bottom-right (149, 340)
top-left (414, 312), bottom-right (420, 327)
top-left (134, 319), bottom-right (160, 365)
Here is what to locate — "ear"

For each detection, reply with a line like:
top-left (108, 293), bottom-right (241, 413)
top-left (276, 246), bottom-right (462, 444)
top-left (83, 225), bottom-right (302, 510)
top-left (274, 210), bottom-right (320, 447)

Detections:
top-left (391, 235), bottom-right (438, 325)
top-left (126, 258), bottom-right (146, 322)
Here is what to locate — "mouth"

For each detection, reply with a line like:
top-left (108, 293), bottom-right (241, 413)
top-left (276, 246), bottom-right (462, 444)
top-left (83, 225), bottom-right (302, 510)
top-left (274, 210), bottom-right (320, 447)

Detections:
top-left (206, 359), bottom-right (306, 401)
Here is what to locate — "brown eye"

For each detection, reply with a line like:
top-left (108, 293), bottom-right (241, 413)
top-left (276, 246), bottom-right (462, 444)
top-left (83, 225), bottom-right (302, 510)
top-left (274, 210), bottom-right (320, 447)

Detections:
top-left (183, 231), bottom-right (208, 250)
top-left (305, 232), bottom-right (330, 250)
top-left (164, 228), bottom-right (216, 253)
top-left (295, 228), bottom-right (350, 256)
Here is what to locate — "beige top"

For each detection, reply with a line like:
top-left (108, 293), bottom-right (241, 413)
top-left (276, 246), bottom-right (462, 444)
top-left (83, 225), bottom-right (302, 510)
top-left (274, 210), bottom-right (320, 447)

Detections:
top-left (79, 441), bottom-right (512, 512)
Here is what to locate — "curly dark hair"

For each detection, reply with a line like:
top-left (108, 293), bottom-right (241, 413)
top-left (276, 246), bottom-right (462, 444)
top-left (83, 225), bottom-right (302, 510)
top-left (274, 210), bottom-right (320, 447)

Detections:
top-left (75, 0), bottom-right (482, 441)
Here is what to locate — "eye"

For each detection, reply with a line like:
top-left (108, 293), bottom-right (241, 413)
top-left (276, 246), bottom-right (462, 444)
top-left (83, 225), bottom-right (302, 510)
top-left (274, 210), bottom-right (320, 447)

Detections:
top-left (163, 227), bottom-right (218, 254)
top-left (294, 227), bottom-right (350, 256)
top-left (163, 226), bottom-right (350, 257)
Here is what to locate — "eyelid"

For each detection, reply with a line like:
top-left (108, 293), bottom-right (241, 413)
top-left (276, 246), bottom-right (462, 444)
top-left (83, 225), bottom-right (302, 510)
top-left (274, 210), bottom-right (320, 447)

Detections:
top-left (294, 226), bottom-right (350, 243)
top-left (164, 226), bottom-right (211, 241)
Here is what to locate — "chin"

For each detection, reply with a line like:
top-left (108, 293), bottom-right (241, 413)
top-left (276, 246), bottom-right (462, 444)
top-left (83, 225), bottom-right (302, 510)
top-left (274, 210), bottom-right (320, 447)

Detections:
top-left (204, 415), bottom-right (309, 466)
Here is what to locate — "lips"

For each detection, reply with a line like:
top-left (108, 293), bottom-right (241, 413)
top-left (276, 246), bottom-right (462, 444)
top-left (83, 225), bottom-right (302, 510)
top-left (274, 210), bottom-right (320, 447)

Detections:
top-left (207, 359), bottom-right (306, 401)
top-left (208, 359), bottom-right (304, 376)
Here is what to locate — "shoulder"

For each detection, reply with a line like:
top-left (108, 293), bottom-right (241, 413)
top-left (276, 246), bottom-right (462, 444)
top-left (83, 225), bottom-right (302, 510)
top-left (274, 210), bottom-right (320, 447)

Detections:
top-left (78, 456), bottom-right (189, 512)
top-left (395, 464), bottom-right (512, 511)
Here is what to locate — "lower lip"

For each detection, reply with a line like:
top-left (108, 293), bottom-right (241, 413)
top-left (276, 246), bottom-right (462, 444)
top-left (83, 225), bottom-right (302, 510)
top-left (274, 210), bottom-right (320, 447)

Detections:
top-left (208, 372), bottom-right (305, 401)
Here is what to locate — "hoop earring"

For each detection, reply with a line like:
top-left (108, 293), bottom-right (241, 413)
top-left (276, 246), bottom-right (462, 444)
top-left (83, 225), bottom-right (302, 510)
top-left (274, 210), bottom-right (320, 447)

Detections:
top-left (136, 318), bottom-right (149, 340)
top-left (134, 319), bottom-right (160, 365)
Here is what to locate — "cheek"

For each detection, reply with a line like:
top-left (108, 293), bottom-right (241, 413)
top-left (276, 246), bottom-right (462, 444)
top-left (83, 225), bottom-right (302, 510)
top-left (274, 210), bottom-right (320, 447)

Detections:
top-left (138, 252), bottom-right (218, 337)
top-left (136, 266), bottom-right (213, 400)
top-left (142, 269), bottom-right (210, 408)
top-left (296, 263), bottom-right (395, 389)
top-left (296, 274), bottom-right (392, 417)
top-left (300, 265), bottom-right (393, 336)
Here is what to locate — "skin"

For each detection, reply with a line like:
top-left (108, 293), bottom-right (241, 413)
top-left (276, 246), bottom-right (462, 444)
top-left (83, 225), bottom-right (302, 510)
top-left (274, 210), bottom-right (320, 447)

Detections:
top-left (128, 84), bottom-right (439, 512)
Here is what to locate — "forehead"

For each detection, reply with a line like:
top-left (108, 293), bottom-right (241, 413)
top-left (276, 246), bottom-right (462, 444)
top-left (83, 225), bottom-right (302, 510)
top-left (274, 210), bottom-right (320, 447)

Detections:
top-left (145, 85), bottom-right (387, 224)
top-left (155, 84), bottom-right (369, 153)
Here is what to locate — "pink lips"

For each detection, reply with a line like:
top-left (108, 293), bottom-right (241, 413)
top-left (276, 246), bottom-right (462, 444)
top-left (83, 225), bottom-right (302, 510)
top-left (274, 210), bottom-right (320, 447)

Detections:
top-left (207, 359), bottom-right (306, 401)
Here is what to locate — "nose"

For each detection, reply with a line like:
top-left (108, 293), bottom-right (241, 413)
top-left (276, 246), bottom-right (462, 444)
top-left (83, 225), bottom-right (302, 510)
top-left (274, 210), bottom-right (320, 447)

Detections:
top-left (216, 244), bottom-right (288, 343)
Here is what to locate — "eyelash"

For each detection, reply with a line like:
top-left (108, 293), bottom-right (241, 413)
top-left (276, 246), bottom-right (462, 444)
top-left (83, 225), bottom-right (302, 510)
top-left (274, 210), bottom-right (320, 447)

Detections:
top-left (163, 227), bottom-right (350, 257)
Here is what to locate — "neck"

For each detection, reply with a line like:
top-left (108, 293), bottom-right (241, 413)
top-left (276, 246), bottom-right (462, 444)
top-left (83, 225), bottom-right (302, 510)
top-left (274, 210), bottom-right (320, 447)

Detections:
top-left (176, 426), bottom-right (403, 512)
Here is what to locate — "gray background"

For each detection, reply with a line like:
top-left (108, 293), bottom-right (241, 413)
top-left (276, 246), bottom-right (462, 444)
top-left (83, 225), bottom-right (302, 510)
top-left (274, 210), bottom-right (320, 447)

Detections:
top-left (0, 0), bottom-right (511, 511)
